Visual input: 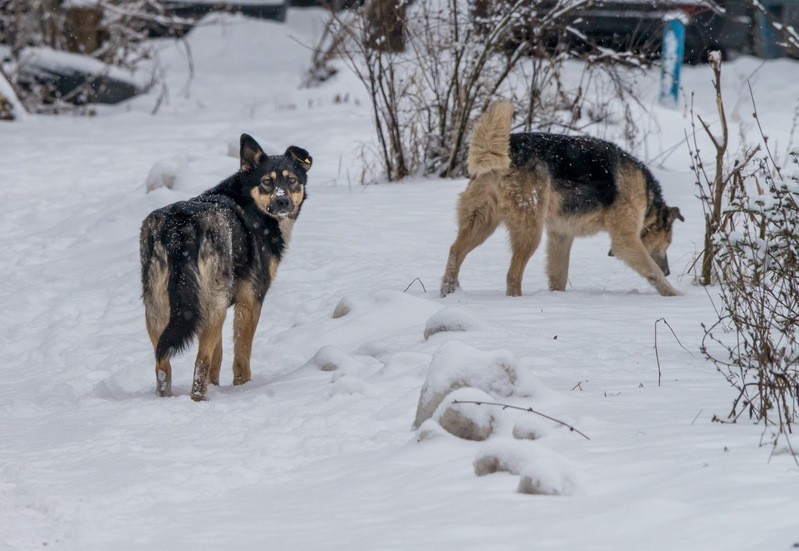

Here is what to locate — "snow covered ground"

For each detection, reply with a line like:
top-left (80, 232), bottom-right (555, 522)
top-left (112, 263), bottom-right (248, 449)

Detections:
top-left (2, 8), bottom-right (799, 550)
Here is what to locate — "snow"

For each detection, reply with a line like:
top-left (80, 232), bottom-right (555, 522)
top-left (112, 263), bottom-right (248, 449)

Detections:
top-left (2, 8), bottom-right (799, 551)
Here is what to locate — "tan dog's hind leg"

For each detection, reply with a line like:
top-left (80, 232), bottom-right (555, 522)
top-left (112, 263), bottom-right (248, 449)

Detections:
top-left (505, 218), bottom-right (544, 297)
top-left (546, 231), bottom-right (574, 292)
top-left (441, 180), bottom-right (500, 297)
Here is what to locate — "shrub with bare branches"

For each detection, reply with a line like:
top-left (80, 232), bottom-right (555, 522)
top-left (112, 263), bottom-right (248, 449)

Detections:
top-left (691, 54), bottom-right (799, 451)
top-left (317, 0), bottom-right (652, 182)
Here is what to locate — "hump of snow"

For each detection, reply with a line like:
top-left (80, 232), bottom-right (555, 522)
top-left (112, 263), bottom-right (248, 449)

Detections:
top-left (412, 341), bottom-right (537, 429)
top-left (474, 438), bottom-right (581, 496)
top-left (432, 387), bottom-right (497, 441)
top-left (301, 344), bottom-right (368, 373)
top-left (145, 155), bottom-right (188, 192)
top-left (144, 152), bottom-right (238, 193)
top-left (423, 306), bottom-right (491, 340)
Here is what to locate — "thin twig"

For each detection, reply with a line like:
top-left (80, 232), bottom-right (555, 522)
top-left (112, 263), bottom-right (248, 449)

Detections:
top-left (403, 277), bottom-right (427, 293)
top-left (452, 400), bottom-right (590, 440)
top-left (654, 318), bottom-right (693, 387)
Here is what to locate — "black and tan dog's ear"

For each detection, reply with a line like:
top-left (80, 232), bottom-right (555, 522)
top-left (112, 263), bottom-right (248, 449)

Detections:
top-left (240, 134), bottom-right (266, 173)
top-left (285, 146), bottom-right (312, 172)
top-left (668, 207), bottom-right (685, 224)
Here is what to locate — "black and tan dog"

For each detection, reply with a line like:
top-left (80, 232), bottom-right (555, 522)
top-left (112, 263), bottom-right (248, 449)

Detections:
top-left (140, 134), bottom-right (312, 400)
top-left (441, 101), bottom-right (683, 298)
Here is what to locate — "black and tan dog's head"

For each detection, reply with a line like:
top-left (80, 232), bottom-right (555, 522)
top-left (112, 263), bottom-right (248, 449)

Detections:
top-left (639, 205), bottom-right (684, 276)
top-left (239, 133), bottom-right (312, 220)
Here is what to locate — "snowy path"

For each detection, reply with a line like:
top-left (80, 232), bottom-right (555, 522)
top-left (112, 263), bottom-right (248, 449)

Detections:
top-left (2, 9), bottom-right (799, 551)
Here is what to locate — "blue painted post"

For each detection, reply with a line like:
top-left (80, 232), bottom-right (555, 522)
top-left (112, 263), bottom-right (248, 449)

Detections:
top-left (659, 18), bottom-right (686, 108)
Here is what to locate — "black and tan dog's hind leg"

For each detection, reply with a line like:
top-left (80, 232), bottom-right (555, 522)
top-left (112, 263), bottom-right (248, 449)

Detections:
top-left (208, 338), bottom-right (223, 387)
top-left (142, 242), bottom-right (173, 397)
top-left (191, 312), bottom-right (226, 401)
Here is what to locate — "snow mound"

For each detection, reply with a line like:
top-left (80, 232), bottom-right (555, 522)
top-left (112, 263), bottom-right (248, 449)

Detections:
top-left (412, 341), bottom-right (536, 429)
top-left (414, 419), bottom-right (450, 443)
top-left (474, 439), bottom-right (579, 496)
top-left (144, 153), bottom-right (233, 193)
top-left (328, 290), bottom-right (441, 325)
top-left (302, 345), bottom-right (367, 372)
top-left (326, 373), bottom-right (374, 397)
top-left (145, 155), bottom-right (188, 192)
top-left (512, 414), bottom-right (552, 441)
top-left (423, 306), bottom-right (490, 340)
top-left (517, 459), bottom-right (579, 496)
top-left (432, 387), bottom-right (496, 441)
top-left (473, 438), bottom-right (533, 476)
top-left (331, 297), bottom-right (354, 319)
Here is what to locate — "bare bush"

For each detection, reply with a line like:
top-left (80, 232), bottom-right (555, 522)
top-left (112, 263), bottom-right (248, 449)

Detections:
top-left (692, 55), bottom-right (799, 450)
top-left (320, 0), bottom-right (650, 182)
top-left (688, 53), bottom-right (760, 287)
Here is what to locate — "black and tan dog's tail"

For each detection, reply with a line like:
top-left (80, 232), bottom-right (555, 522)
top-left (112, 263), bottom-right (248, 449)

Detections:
top-left (467, 100), bottom-right (513, 177)
top-left (141, 222), bottom-right (202, 363)
top-left (156, 227), bottom-right (202, 362)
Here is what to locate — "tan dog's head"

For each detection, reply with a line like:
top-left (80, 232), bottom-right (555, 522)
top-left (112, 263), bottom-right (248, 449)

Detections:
top-left (608, 206), bottom-right (684, 276)
top-left (640, 206), bottom-right (684, 276)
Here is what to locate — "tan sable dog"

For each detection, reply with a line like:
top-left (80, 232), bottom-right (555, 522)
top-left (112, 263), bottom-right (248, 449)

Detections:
top-left (441, 101), bottom-right (683, 298)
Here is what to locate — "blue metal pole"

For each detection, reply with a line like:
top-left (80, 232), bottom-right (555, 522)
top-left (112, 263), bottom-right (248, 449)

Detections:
top-left (659, 18), bottom-right (686, 108)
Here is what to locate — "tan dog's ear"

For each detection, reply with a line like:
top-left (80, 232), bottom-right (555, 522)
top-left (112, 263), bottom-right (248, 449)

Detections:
top-left (240, 134), bottom-right (266, 173)
top-left (668, 207), bottom-right (685, 223)
top-left (285, 146), bottom-right (312, 172)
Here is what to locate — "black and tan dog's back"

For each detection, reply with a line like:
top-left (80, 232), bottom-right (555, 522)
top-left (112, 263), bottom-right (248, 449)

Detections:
top-left (441, 101), bottom-right (683, 298)
top-left (140, 134), bottom-right (312, 400)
